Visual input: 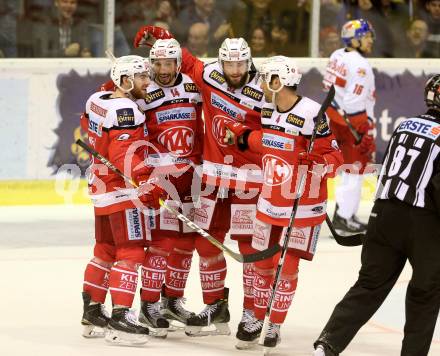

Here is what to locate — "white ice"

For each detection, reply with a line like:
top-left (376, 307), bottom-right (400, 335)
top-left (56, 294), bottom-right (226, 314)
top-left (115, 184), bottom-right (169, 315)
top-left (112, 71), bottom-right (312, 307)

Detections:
top-left (0, 202), bottom-right (439, 356)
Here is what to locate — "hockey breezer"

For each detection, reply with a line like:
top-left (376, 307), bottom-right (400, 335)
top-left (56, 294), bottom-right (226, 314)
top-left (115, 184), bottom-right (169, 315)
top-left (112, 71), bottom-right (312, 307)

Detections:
top-left (76, 139), bottom-right (280, 263)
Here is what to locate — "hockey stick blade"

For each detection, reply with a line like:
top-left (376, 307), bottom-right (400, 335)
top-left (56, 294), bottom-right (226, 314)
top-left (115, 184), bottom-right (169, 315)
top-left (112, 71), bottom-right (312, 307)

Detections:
top-left (159, 198), bottom-right (280, 263)
top-left (325, 215), bottom-right (364, 246)
top-left (76, 139), bottom-right (280, 263)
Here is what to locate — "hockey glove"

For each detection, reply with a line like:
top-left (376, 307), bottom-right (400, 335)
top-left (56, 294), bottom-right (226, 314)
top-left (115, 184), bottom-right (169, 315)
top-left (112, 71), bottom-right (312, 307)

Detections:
top-left (357, 119), bottom-right (375, 155)
top-left (133, 25), bottom-right (173, 48)
top-left (137, 177), bottom-right (165, 210)
top-left (223, 121), bottom-right (252, 150)
top-left (298, 152), bottom-right (330, 178)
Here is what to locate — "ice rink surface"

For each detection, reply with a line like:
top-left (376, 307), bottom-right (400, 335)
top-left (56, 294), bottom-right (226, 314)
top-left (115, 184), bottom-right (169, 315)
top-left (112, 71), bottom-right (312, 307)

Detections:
top-left (1, 202), bottom-right (439, 356)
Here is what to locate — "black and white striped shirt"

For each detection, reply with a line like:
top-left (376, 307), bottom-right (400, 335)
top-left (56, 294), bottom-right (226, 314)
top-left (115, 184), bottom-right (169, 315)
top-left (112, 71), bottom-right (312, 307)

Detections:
top-left (376, 109), bottom-right (440, 211)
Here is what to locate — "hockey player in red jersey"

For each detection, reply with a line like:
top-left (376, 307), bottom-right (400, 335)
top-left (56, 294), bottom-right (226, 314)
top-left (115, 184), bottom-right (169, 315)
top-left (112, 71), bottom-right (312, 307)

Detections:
top-left (323, 19), bottom-right (376, 235)
top-left (134, 26), bottom-right (265, 337)
top-left (80, 55), bottom-right (163, 345)
top-left (134, 39), bottom-right (203, 336)
top-left (222, 56), bottom-right (343, 351)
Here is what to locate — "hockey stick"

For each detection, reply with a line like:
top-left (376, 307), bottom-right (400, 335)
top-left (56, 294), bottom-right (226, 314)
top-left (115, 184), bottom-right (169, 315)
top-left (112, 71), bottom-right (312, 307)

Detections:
top-left (259, 86), bottom-right (336, 345)
top-left (340, 110), bottom-right (362, 144)
top-left (325, 215), bottom-right (364, 246)
top-left (75, 139), bottom-right (280, 263)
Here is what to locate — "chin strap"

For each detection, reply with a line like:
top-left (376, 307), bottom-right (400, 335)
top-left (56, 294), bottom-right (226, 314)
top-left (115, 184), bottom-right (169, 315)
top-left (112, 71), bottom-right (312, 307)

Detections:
top-left (268, 82), bottom-right (284, 105)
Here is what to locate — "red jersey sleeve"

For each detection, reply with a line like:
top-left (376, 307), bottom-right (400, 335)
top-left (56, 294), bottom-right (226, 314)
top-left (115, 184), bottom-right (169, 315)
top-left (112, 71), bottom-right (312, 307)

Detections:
top-left (181, 48), bottom-right (205, 89)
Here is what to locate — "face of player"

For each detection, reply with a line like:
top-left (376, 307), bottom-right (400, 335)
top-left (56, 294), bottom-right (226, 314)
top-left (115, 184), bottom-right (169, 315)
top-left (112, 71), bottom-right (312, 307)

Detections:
top-left (358, 32), bottom-right (374, 54)
top-left (130, 72), bottom-right (151, 99)
top-left (152, 58), bottom-right (178, 86)
top-left (222, 60), bottom-right (248, 89)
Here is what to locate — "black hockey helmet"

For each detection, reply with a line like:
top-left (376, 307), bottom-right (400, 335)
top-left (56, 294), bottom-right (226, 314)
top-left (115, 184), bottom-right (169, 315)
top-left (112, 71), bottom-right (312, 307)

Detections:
top-left (424, 74), bottom-right (440, 109)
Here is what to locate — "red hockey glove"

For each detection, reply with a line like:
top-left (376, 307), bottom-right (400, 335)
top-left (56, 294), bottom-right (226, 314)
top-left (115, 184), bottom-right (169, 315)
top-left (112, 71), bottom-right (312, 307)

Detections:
top-left (137, 177), bottom-right (165, 210)
top-left (356, 119), bottom-right (375, 155)
top-left (298, 152), bottom-right (329, 178)
top-left (133, 25), bottom-right (173, 48)
top-left (359, 134), bottom-right (375, 155)
top-left (100, 79), bottom-right (116, 92)
top-left (222, 121), bottom-right (251, 145)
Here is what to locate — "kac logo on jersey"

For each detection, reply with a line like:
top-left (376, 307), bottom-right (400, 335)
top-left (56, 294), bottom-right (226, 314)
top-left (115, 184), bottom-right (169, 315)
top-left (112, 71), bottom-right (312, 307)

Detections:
top-left (212, 115), bottom-right (234, 147)
top-left (156, 107), bottom-right (196, 124)
top-left (158, 126), bottom-right (194, 157)
top-left (262, 154), bottom-right (292, 186)
top-left (262, 133), bottom-right (294, 151)
top-left (211, 92), bottom-right (246, 121)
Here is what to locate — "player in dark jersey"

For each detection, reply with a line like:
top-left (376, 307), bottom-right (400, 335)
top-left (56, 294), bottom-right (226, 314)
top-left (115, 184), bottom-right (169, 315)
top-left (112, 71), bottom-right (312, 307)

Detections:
top-left (313, 74), bottom-right (440, 356)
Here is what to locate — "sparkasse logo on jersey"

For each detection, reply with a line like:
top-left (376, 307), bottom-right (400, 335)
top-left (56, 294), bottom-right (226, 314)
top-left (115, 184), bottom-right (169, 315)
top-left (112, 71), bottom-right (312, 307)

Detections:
top-left (262, 133), bottom-right (294, 151)
top-left (262, 154), bottom-right (292, 186)
top-left (211, 93), bottom-right (246, 121)
top-left (158, 126), bottom-right (194, 156)
top-left (156, 107), bottom-right (196, 124)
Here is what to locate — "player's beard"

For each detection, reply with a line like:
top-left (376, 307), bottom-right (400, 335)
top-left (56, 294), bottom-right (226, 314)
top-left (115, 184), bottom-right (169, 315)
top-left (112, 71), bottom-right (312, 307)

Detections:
top-left (156, 73), bottom-right (175, 86)
top-left (130, 86), bottom-right (147, 100)
top-left (224, 72), bottom-right (248, 89)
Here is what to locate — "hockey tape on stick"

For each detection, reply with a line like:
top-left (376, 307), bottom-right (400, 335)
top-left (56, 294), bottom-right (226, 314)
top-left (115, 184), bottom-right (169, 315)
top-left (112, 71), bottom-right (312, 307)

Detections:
top-left (75, 139), bottom-right (280, 263)
top-left (259, 86), bottom-right (336, 345)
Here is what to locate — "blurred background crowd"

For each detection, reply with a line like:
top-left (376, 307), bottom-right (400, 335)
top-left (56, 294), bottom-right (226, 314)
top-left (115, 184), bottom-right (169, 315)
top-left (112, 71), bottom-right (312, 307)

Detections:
top-left (0, 0), bottom-right (439, 59)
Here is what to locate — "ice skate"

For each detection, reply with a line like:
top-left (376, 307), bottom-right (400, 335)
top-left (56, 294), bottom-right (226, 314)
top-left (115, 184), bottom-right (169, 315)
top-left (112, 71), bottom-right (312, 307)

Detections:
top-left (312, 342), bottom-right (339, 356)
top-left (81, 292), bottom-right (109, 338)
top-left (185, 288), bottom-right (231, 337)
top-left (161, 288), bottom-right (195, 331)
top-left (261, 322), bottom-right (281, 355)
top-left (332, 205), bottom-right (366, 235)
top-left (235, 318), bottom-right (263, 350)
top-left (237, 308), bottom-right (257, 334)
top-left (138, 301), bottom-right (169, 338)
top-left (105, 308), bottom-right (149, 346)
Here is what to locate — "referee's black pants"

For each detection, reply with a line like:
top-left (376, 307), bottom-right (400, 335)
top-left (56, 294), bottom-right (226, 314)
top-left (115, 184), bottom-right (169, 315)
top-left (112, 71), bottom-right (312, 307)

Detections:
top-left (315, 199), bottom-right (440, 356)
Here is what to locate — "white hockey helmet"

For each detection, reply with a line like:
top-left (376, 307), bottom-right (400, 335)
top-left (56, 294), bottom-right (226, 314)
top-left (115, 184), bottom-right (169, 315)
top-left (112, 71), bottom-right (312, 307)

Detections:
top-left (110, 55), bottom-right (150, 92)
top-left (218, 38), bottom-right (252, 70)
top-left (259, 56), bottom-right (302, 92)
top-left (149, 39), bottom-right (182, 72)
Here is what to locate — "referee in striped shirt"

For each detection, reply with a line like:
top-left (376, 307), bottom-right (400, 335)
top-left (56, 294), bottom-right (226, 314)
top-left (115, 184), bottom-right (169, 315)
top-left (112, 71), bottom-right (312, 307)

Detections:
top-left (313, 74), bottom-right (440, 356)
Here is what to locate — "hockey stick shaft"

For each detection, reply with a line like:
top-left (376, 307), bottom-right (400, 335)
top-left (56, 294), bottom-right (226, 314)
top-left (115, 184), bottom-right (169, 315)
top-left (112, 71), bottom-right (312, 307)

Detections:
top-left (341, 111), bottom-right (362, 144)
top-left (75, 139), bottom-right (280, 263)
top-left (259, 85), bottom-right (336, 344)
